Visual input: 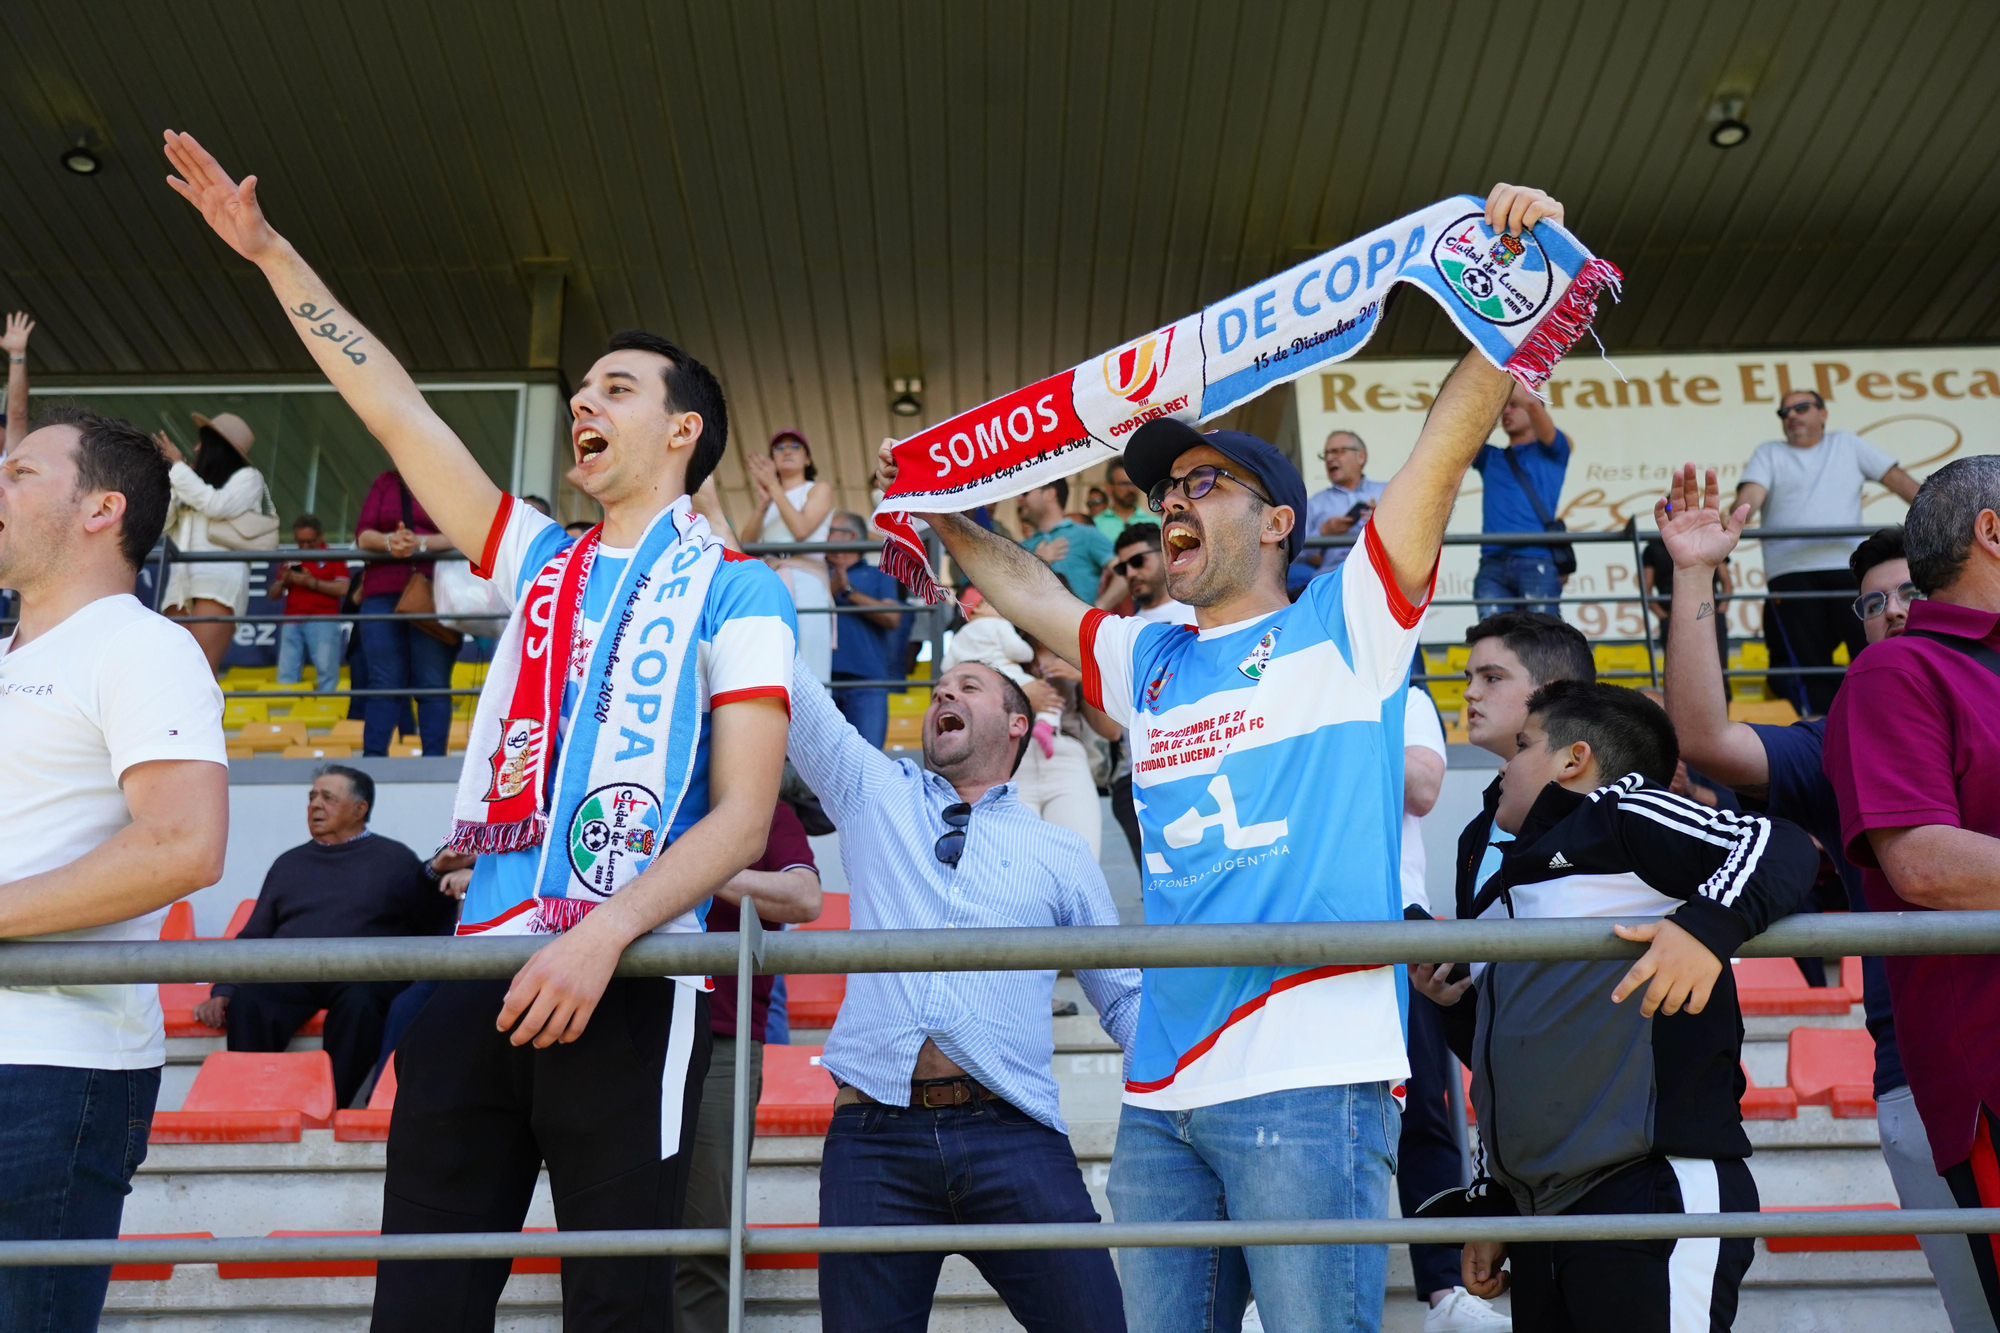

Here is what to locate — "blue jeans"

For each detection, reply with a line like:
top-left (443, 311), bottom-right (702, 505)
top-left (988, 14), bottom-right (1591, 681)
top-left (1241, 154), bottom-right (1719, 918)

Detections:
top-left (819, 1097), bottom-right (1125, 1332)
top-left (276, 619), bottom-right (345, 687)
top-left (832, 678), bottom-right (889, 749)
top-left (0, 1065), bottom-right (161, 1332)
top-left (1473, 550), bottom-right (1562, 618)
top-left (1107, 1081), bottom-right (1399, 1333)
top-left (357, 593), bottom-right (456, 755)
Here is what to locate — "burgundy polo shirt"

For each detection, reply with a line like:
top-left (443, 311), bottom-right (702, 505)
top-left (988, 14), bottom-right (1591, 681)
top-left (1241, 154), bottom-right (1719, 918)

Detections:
top-left (706, 800), bottom-right (817, 1042)
top-left (1824, 597), bottom-right (2000, 1171)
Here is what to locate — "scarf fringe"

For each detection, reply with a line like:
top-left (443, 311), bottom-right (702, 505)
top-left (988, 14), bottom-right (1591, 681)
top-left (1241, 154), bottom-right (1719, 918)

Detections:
top-left (876, 513), bottom-right (951, 606)
top-left (1504, 257), bottom-right (1624, 393)
top-left (532, 897), bottom-right (598, 933)
top-left (447, 814), bottom-right (547, 857)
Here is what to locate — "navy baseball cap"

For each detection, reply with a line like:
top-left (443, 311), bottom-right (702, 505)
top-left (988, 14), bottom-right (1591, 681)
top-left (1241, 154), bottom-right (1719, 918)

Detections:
top-left (1121, 420), bottom-right (1312, 560)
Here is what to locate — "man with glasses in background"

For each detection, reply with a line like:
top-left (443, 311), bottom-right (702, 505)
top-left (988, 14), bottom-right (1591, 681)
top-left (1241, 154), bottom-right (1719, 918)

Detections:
top-left (1294, 429), bottom-right (1386, 586)
top-left (784, 657), bottom-right (1141, 1330)
top-left (1092, 458), bottom-right (1158, 545)
top-left (1656, 467), bottom-right (1994, 1328)
top-left (1736, 388), bottom-right (1920, 716)
top-left (825, 511), bottom-right (910, 749)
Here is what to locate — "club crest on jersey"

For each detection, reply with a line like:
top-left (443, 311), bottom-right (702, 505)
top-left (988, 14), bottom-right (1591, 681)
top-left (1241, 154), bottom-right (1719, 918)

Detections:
top-left (482, 717), bottom-right (542, 801)
top-left (568, 782), bottom-right (664, 899)
top-left (1237, 627), bottom-right (1280, 680)
top-left (1143, 666), bottom-right (1176, 713)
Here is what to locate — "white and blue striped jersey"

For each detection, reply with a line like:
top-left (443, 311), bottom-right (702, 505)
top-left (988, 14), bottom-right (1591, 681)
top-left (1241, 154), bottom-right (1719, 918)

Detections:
top-left (1082, 522), bottom-right (1427, 1109)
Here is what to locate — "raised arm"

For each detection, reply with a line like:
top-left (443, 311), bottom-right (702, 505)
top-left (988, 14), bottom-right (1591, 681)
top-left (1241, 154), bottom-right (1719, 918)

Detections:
top-left (3, 313), bottom-right (32, 452)
top-left (932, 511), bottom-right (1089, 665)
top-left (1881, 465), bottom-right (1921, 504)
top-left (162, 130), bottom-right (501, 557)
top-left (1367, 181), bottom-right (1564, 602)
top-left (1656, 465), bottom-right (1770, 790)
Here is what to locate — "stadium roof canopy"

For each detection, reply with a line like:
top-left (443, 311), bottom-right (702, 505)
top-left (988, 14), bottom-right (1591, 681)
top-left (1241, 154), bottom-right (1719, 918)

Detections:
top-left (4, 0), bottom-right (1997, 513)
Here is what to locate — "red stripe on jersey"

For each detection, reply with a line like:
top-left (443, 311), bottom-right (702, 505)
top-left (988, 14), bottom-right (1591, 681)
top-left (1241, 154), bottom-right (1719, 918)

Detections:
top-left (472, 493), bottom-right (517, 580)
top-left (1079, 608), bottom-right (1111, 712)
top-left (1364, 521), bottom-right (1435, 630)
top-left (1123, 964), bottom-right (1387, 1094)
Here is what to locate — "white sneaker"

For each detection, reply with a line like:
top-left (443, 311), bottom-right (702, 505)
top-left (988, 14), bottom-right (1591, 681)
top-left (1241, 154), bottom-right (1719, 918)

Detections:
top-left (1424, 1286), bottom-right (1512, 1331)
top-left (1240, 1300), bottom-right (1265, 1332)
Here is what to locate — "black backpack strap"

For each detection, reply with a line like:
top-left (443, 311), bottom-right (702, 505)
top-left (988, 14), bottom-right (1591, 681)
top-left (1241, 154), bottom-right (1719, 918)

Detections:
top-left (1501, 447), bottom-right (1557, 528)
top-left (1906, 628), bottom-right (2000, 680)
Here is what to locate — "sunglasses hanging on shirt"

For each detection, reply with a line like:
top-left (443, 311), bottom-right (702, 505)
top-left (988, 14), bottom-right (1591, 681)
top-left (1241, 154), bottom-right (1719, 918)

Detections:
top-left (934, 802), bottom-right (972, 868)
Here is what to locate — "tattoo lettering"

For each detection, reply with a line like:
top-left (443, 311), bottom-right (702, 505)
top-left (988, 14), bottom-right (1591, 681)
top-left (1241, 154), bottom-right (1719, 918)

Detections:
top-left (288, 301), bottom-right (369, 364)
top-left (1695, 601), bottom-right (1714, 621)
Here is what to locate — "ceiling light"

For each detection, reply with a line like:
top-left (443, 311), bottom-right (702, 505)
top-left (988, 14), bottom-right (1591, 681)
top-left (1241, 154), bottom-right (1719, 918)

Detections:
top-left (1705, 95), bottom-right (1750, 149)
top-left (889, 376), bottom-right (923, 418)
top-left (61, 146), bottom-right (100, 175)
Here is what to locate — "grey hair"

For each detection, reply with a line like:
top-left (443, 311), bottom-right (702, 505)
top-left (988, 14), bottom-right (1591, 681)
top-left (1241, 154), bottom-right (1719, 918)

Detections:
top-left (1904, 456), bottom-right (2000, 595)
top-left (829, 511), bottom-right (869, 536)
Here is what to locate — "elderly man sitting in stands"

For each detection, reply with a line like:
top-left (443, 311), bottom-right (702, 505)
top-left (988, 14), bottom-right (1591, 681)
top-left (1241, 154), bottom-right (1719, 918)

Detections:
top-left (193, 765), bottom-right (456, 1106)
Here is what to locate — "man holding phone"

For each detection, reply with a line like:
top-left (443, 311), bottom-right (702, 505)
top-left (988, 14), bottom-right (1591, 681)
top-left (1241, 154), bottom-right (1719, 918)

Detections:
top-left (1297, 429), bottom-right (1385, 577)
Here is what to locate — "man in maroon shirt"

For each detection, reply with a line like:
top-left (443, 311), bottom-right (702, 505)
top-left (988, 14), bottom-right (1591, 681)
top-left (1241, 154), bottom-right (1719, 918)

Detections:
top-left (274, 513), bottom-right (352, 691)
top-left (1824, 454), bottom-right (2000, 1324)
top-left (674, 799), bottom-right (822, 1333)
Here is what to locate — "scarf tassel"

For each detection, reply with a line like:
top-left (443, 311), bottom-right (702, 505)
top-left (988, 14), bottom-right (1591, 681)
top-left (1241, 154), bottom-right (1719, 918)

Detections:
top-left (1504, 257), bottom-right (1624, 393)
top-left (447, 813), bottom-right (547, 857)
top-left (532, 897), bottom-right (598, 933)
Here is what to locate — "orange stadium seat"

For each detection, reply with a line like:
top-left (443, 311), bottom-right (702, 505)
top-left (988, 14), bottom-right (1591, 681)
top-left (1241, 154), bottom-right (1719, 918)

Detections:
top-left (758, 1045), bottom-right (837, 1136)
top-left (222, 900), bottom-right (256, 939)
top-left (110, 1233), bottom-right (214, 1281)
top-left (1740, 1063), bottom-right (1799, 1120)
top-left (1731, 957), bottom-right (1855, 1016)
top-left (1762, 1202), bottom-right (1918, 1252)
top-left (158, 902), bottom-right (196, 940)
top-left (785, 974), bottom-right (847, 1029)
top-left (1788, 1027), bottom-right (1875, 1116)
top-left (219, 1230), bottom-right (377, 1279)
top-left (150, 1051), bottom-right (337, 1142)
top-left (748, 1222), bottom-right (819, 1269)
top-left (160, 983), bottom-right (222, 1038)
top-left (332, 1056), bottom-right (399, 1142)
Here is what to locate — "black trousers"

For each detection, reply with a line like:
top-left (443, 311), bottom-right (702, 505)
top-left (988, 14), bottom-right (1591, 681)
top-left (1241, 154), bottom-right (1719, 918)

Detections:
top-left (226, 979), bottom-right (408, 1109)
top-left (370, 977), bottom-right (710, 1333)
top-left (1508, 1156), bottom-right (1757, 1332)
top-left (1397, 996), bottom-right (1465, 1300)
top-left (1763, 569), bottom-right (1864, 717)
top-left (1110, 775), bottom-right (1142, 868)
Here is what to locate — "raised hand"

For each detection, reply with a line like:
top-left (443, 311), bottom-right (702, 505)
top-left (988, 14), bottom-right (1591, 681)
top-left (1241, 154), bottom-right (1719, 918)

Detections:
top-left (1, 312), bottom-right (33, 358)
top-left (876, 436), bottom-right (901, 488)
top-left (162, 130), bottom-right (283, 264)
top-left (1484, 182), bottom-right (1564, 236)
top-left (744, 452), bottom-right (780, 498)
top-left (1653, 463), bottom-right (1749, 572)
top-left (152, 430), bottom-right (185, 465)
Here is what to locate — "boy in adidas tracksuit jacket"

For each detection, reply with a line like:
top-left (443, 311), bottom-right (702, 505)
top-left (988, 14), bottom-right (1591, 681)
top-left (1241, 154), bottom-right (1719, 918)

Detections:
top-left (1415, 682), bottom-right (1817, 1331)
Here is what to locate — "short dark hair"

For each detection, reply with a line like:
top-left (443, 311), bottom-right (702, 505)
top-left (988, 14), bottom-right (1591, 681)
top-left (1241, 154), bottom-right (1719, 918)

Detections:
top-left (994, 671), bottom-right (1036, 770)
top-left (1526, 680), bottom-right (1678, 787)
top-left (1848, 525), bottom-right (1906, 583)
top-left (1466, 611), bottom-right (1596, 685)
top-left (604, 330), bottom-right (729, 493)
top-left (521, 495), bottom-right (551, 517)
top-left (292, 512), bottom-right (324, 535)
top-left (1041, 477), bottom-right (1070, 509)
top-left (1905, 456), bottom-right (2000, 595)
top-left (316, 763), bottom-right (375, 822)
top-left (1780, 389), bottom-right (1826, 410)
top-left (36, 406), bottom-right (171, 568)
top-left (1115, 522), bottom-right (1163, 555)
top-left (1106, 459), bottom-right (1130, 482)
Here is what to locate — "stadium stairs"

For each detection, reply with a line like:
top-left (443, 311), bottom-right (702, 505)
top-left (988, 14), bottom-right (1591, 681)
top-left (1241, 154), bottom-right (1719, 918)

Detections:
top-left (107, 898), bottom-right (1947, 1330)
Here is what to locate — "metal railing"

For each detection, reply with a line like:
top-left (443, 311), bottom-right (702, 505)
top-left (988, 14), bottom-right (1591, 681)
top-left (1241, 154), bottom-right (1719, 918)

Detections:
top-left (3, 911), bottom-right (1996, 1328)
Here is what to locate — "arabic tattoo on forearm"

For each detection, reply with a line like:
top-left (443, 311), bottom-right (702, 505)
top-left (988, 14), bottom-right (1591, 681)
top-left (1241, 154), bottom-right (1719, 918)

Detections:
top-left (287, 301), bottom-right (368, 365)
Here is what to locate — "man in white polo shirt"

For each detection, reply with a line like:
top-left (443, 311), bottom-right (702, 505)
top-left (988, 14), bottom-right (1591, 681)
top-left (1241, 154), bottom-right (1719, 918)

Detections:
top-left (0, 407), bottom-right (230, 1330)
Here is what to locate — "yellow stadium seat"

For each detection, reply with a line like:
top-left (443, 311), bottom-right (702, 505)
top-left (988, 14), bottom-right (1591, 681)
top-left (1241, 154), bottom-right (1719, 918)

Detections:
top-left (1736, 642), bottom-right (1770, 670)
top-left (284, 698), bottom-right (347, 726)
top-left (238, 721), bottom-right (309, 752)
top-left (222, 699), bottom-right (270, 728)
top-left (387, 740), bottom-right (426, 758)
top-left (449, 719), bottom-right (472, 752)
top-left (282, 743), bottom-right (353, 760)
top-left (225, 744), bottom-right (255, 761)
top-left (1728, 700), bottom-right (1800, 725)
top-left (1444, 645), bottom-right (1472, 671)
top-left (322, 719), bottom-right (366, 746)
top-left (885, 715), bottom-right (922, 750)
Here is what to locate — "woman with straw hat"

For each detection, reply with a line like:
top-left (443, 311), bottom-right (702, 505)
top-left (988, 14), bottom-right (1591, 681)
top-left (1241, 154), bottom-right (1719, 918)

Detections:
top-left (155, 410), bottom-right (270, 671)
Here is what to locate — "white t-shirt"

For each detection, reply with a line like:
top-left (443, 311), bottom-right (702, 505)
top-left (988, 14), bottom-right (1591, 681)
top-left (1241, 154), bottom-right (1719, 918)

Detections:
top-left (0, 595), bottom-right (227, 1070)
top-left (1740, 431), bottom-right (1897, 578)
top-left (1135, 597), bottom-right (1199, 626)
top-left (1401, 687), bottom-right (1448, 914)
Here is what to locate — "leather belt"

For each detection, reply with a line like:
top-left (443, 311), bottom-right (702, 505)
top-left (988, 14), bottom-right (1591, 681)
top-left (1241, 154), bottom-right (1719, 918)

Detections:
top-left (834, 1076), bottom-right (1005, 1110)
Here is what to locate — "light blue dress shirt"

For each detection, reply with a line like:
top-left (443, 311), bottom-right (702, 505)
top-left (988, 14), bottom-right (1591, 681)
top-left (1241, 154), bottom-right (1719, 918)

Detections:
top-left (786, 670), bottom-right (1139, 1132)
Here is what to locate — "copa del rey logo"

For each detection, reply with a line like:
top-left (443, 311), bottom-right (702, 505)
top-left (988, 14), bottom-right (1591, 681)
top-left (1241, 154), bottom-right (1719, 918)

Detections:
top-left (1104, 327), bottom-right (1174, 404)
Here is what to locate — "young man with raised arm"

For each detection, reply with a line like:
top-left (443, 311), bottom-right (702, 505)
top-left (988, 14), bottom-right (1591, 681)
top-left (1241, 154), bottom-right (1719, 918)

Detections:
top-left (163, 131), bottom-right (796, 1331)
top-left (892, 184), bottom-right (1567, 1333)
top-left (0, 407), bottom-right (229, 1330)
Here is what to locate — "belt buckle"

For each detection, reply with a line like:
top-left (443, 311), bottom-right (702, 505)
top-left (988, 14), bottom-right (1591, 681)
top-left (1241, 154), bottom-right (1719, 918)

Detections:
top-left (918, 1080), bottom-right (967, 1109)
